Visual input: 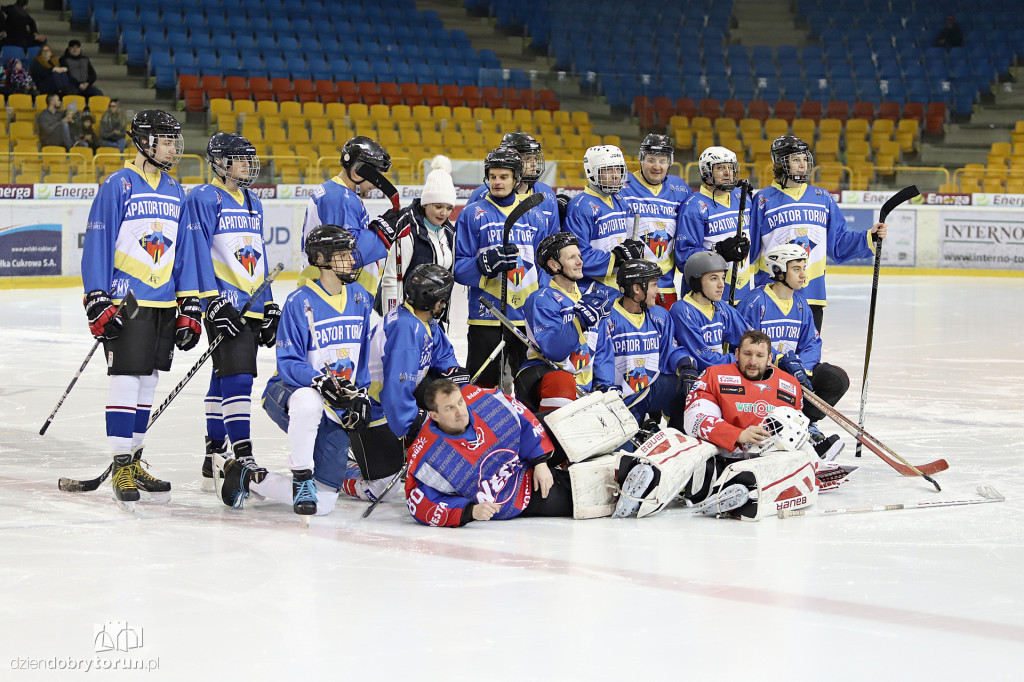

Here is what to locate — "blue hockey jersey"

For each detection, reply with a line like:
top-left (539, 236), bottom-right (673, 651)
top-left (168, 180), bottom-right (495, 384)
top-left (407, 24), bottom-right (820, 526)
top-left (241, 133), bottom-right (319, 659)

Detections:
top-left (81, 162), bottom-right (194, 306)
top-left (467, 181), bottom-right (559, 233)
top-left (675, 186), bottom-right (754, 295)
top-left (618, 171), bottom-right (692, 293)
top-left (750, 182), bottom-right (875, 306)
top-left (366, 303), bottom-right (460, 436)
top-left (563, 188), bottom-right (633, 298)
top-left (184, 180), bottom-right (272, 317)
top-left (668, 293), bottom-right (752, 371)
top-left (605, 300), bottom-right (686, 408)
top-left (737, 285), bottom-right (821, 371)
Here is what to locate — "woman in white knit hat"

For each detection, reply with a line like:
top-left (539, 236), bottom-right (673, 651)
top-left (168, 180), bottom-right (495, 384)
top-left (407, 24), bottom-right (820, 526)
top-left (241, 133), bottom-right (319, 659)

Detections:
top-left (379, 155), bottom-right (458, 320)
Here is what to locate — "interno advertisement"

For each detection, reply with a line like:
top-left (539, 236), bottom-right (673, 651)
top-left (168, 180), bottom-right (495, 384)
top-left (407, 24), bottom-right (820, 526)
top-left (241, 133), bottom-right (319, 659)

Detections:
top-left (938, 210), bottom-right (1024, 269)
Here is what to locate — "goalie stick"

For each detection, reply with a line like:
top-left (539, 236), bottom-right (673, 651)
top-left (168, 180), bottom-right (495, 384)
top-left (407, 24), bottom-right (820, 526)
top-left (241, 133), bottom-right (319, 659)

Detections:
top-left (499, 192), bottom-right (546, 395)
top-left (778, 485), bottom-right (1003, 518)
top-left (802, 388), bottom-right (948, 489)
top-left (41, 290), bottom-right (138, 436)
top-left (856, 185), bottom-right (920, 458)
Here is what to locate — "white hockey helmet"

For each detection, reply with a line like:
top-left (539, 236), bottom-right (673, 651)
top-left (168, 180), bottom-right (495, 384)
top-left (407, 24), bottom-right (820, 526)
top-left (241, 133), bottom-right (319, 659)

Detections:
top-left (764, 243), bottom-right (809, 280)
top-left (583, 145), bottom-right (627, 195)
top-left (698, 146), bottom-right (739, 191)
top-left (751, 406), bottom-right (810, 454)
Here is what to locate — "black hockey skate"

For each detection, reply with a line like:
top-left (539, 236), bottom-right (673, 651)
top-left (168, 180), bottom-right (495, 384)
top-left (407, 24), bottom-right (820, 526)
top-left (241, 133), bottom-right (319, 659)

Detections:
top-left (131, 448), bottom-right (171, 501)
top-left (202, 437), bottom-right (227, 492)
top-left (111, 453), bottom-right (140, 510)
top-left (808, 424), bottom-right (844, 461)
top-left (292, 469), bottom-right (317, 516)
top-left (231, 439), bottom-right (267, 483)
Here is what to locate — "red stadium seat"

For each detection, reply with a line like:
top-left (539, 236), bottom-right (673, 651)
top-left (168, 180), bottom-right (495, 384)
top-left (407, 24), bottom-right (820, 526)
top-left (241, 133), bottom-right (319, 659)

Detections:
top-left (480, 86), bottom-right (502, 109)
top-left (336, 80), bottom-right (359, 104)
top-left (773, 100), bottom-right (797, 123)
top-left (462, 85), bottom-right (482, 109)
top-left (722, 99), bottom-right (746, 122)
top-left (224, 76), bottom-right (247, 92)
top-left (799, 100), bottom-right (822, 121)
top-left (926, 102), bottom-right (946, 120)
top-left (177, 74), bottom-right (200, 101)
top-left (248, 77), bottom-right (274, 102)
top-left (356, 81), bottom-right (381, 105)
top-left (537, 89), bottom-right (559, 111)
top-left (902, 102), bottom-right (925, 122)
top-left (399, 82), bottom-right (421, 105)
top-left (698, 98), bottom-right (721, 120)
top-left (379, 82), bottom-right (403, 106)
top-left (182, 88), bottom-right (205, 113)
top-left (674, 97), bottom-right (697, 119)
top-left (501, 87), bottom-right (523, 109)
top-left (293, 78), bottom-right (318, 104)
top-left (634, 95), bottom-right (651, 115)
top-left (825, 101), bottom-right (848, 122)
top-left (851, 101), bottom-right (875, 121)
top-left (876, 101), bottom-right (901, 121)
top-left (441, 84), bottom-right (463, 107)
top-left (520, 89), bottom-right (538, 110)
top-left (271, 77), bottom-right (295, 101)
top-left (748, 100), bottom-right (771, 122)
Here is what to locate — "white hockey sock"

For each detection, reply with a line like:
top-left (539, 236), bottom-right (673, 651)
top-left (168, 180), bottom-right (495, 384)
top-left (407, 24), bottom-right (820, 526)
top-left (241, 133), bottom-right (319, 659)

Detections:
top-left (285, 387), bottom-right (323, 471)
top-left (107, 374), bottom-right (141, 453)
top-left (131, 371), bottom-right (159, 450)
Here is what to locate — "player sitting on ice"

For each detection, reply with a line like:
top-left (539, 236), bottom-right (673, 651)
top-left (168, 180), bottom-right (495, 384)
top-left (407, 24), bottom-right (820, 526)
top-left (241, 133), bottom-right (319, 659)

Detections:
top-left (738, 244), bottom-right (849, 460)
top-left (350, 264), bottom-right (471, 502)
top-left (216, 225), bottom-right (374, 516)
top-left (516, 231), bottom-right (615, 412)
top-left (604, 258), bottom-right (696, 427)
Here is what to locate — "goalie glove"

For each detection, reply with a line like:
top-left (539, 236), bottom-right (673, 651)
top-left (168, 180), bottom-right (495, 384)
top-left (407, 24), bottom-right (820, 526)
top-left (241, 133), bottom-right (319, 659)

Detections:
top-left (369, 208), bottom-right (412, 250)
top-left (83, 290), bottom-right (123, 341)
top-left (612, 238), bottom-right (646, 266)
top-left (175, 296), bottom-right (202, 351)
top-left (713, 234), bottom-right (750, 263)
top-left (440, 366), bottom-right (471, 386)
top-left (206, 295), bottom-right (243, 339)
top-left (311, 374), bottom-right (361, 410)
top-left (259, 302), bottom-right (281, 348)
top-left (777, 351), bottom-right (812, 391)
top-left (340, 393), bottom-right (371, 432)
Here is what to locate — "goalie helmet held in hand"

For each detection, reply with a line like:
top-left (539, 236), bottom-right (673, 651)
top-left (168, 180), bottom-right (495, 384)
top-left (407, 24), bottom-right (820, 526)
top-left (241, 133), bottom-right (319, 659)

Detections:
top-left (404, 263), bottom-right (454, 318)
top-left (749, 406), bottom-right (811, 454)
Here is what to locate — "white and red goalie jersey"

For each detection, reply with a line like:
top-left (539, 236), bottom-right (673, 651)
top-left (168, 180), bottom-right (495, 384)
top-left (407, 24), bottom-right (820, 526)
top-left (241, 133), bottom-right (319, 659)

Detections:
top-left (683, 362), bottom-right (803, 454)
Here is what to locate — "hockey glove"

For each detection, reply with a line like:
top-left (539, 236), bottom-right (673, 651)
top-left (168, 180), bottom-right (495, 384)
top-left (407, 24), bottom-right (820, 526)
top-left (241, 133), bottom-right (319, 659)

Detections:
top-left (573, 297), bottom-right (604, 330)
top-left (312, 374), bottom-right (361, 410)
top-left (84, 290), bottom-right (123, 341)
top-left (581, 289), bottom-right (613, 318)
top-left (777, 351), bottom-right (813, 391)
top-left (477, 244), bottom-right (520, 278)
top-left (340, 393), bottom-right (371, 432)
top-left (370, 209), bottom-right (412, 250)
top-left (713, 234), bottom-right (750, 263)
top-left (676, 356), bottom-right (699, 396)
top-left (440, 366), bottom-right (471, 386)
top-left (206, 296), bottom-right (243, 339)
top-left (259, 302), bottom-right (281, 348)
top-left (405, 409), bottom-right (428, 442)
top-left (556, 194), bottom-right (571, 227)
top-left (175, 296), bottom-right (202, 351)
top-left (612, 238), bottom-right (646, 266)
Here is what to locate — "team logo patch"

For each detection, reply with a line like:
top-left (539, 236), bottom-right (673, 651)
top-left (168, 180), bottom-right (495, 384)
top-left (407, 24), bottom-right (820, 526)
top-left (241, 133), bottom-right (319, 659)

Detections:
top-left (139, 223), bottom-right (172, 264)
top-left (508, 257), bottom-right (526, 287)
top-left (328, 349), bottom-right (354, 381)
top-left (233, 236), bottom-right (263, 275)
top-left (646, 228), bottom-right (670, 259)
top-left (569, 342), bottom-right (590, 370)
top-left (754, 382), bottom-right (771, 393)
top-left (776, 390), bottom-right (797, 406)
top-left (718, 375), bottom-right (742, 386)
top-left (735, 401), bottom-right (776, 417)
top-left (625, 360), bottom-right (651, 393)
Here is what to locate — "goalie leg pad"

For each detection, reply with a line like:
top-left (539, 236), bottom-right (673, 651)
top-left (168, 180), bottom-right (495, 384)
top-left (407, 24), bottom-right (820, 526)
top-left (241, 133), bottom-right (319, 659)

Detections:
top-left (715, 450), bottom-right (819, 521)
top-left (568, 454), bottom-right (620, 519)
top-left (626, 428), bottom-right (718, 518)
top-left (544, 391), bottom-right (639, 463)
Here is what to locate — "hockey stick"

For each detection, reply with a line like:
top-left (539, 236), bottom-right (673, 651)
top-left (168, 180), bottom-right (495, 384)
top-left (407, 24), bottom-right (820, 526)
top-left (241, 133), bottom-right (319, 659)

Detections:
top-left (146, 263), bottom-right (284, 429)
top-left (470, 339), bottom-right (506, 383)
top-left (499, 192), bottom-right (546, 395)
top-left (41, 290), bottom-right (138, 436)
top-left (802, 388), bottom-right (948, 488)
top-left (361, 458), bottom-right (408, 519)
top-left (58, 463), bottom-right (113, 492)
top-left (726, 179), bottom-right (752, 309)
top-left (778, 485), bottom-right (1003, 519)
top-left (360, 163), bottom-right (406, 308)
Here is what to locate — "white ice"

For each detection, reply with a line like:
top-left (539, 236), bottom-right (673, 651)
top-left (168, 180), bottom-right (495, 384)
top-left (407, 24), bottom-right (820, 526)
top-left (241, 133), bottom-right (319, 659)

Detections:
top-left (1, 274), bottom-right (1022, 681)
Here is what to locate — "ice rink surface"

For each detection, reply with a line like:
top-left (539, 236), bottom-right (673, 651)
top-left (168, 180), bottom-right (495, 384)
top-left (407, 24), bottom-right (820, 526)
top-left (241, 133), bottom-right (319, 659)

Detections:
top-left (1, 273), bottom-right (1022, 681)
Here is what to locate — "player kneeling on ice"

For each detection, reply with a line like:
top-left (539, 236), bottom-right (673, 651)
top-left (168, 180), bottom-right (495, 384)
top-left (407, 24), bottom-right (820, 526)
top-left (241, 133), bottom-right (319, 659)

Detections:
top-left (216, 225), bottom-right (374, 516)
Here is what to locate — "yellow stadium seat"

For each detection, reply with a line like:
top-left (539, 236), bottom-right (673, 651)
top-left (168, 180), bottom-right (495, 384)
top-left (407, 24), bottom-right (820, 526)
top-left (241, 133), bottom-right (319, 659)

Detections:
top-left (533, 110), bottom-right (552, 125)
top-left (452, 106), bottom-right (474, 123)
top-left (347, 103), bottom-right (370, 122)
top-left (234, 99), bottom-right (256, 117)
top-left (279, 101), bottom-right (302, 119)
top-left (512, 109), bottom-right (532, 125)
top-left (792, 119), bottom-right (816, 140)
top-left (739, 118), bottom-right (762, 141)
top-left (323, 102), bottom-right (346, 121)
top-left (690, 116), bottom-right (712, 132)
top-left (34, 94), bottom-right (48, 111)
top-left (846, 139), bottom-right (871, 162)
top-left (302, 101), bottom-right (326, 120)
top-left (483, 131), bottom-right (503, 149)
top-left (819, 118), bottom-right (842, 137)
top-left (492, 109), bottom-right (513, 125)
top-left (602, 134), bottom-right (621, 147)
top-left (552, 110), bottom-right (571, 126)
top-left (10, 121), bottom-right (35, 140)
top-left (845, 118), bottom-right (869, 141)
top-left (88, 95), bottom-right (110, 116)
top-left (257, 100), bottom-right (281, 126)
top-left (714, 117), bottom-right (737, 135)
top-left (571, 111), bottom-right (590, 125)
top-left (431, 105), bottom-right (452, 120)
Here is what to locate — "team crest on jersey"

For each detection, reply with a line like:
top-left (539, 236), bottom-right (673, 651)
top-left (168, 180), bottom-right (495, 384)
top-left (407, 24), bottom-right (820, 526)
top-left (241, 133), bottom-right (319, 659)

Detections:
top-left (139, 224), bottom-right (172, 264)
top-left (789, 235), bottom-right (814, 257)
top-left (569, 342), bottom-right (590, 370)
top-left (507, 257), bottom-right (526, 287)
top-left (233, 237), bottom-right (263, 275)
top-left (646, 228), bottom-right (670, 259)
top-left (625, 360), bottom-right (651, 393)
top-left (329, 349), bottom-right (355, 381)
top-left (699, 202), bottom-right (709, 214)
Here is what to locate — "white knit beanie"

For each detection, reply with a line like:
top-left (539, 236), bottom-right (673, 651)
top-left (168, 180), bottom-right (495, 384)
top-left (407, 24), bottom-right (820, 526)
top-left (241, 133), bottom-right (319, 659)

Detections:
top-left (421, 155), bottom-right (457, 206)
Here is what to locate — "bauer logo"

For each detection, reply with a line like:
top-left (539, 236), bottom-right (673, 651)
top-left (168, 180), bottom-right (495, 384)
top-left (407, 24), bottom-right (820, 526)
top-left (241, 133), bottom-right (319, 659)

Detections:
top-left (0, 184), bottom-right (33, 199)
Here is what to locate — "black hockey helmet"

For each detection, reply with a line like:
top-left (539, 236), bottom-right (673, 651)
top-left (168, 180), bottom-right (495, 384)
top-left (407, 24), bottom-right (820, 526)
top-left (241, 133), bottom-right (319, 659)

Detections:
top-left (129, 109), bottom-right (183, 171)
top-left (683, 251), bottom-right (728, 296)
top-left (404, 263), bottom-right (455, 318)
top-left (616, 258), bottom-right (661, 296)
top-left (639, 133), bottom-right (674, 163)
top-left (305, 225), bottom-right (360, 283)
top-left (770, 135), bottom-right (813, 186)
top-left (536, 231), bottom-right (580, 276)
top-left (483, 147), bottom-right (523, 186)
top-left (341, 135), bottom-right (392, 174)
top-left (207, 132), bottom-right (260, 188)
top-left (500, 132), bottom-right (544, 183)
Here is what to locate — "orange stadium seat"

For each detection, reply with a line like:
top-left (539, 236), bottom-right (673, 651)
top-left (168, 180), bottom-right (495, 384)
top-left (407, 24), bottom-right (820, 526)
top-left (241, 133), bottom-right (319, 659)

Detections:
top-left (800, 101), bottom-right (822, 122)
top-left (379, 82), bottom-right (402, 106)
top-left (747, 101), bottom-right (771, 122)
top-left (773, 100), bottom-right (797, 124)
top-left (336, 81), bottom-right (358, 104)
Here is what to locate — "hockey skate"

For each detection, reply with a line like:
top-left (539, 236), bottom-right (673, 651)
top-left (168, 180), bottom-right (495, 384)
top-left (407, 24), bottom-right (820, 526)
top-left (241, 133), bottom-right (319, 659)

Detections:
top-left (693, 484), bottom-right (749, 517)
top-left (612, 463), bottom-right (655, 518)
top-left (110, 453), bottom-right (140, 511)
top-left (213, 454), bottom-right (249, 508)
top-left (131, 448), bottom-right (171, 502)
top-left (231, 440), bottom-right (267, 481)
top-left (201, 437), bottom-right (227, 492)
top-left (292, 469), bottom-right (317, 516)
top-left (808, 424), bottom-right (844, 461)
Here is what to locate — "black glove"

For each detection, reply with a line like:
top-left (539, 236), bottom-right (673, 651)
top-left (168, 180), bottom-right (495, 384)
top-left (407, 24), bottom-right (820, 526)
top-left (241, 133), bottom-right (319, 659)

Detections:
top-left (311, 374), bottom-right (361, 409)
top-left (405, 408), bottom-right (428, 442)
top-left (556, 194), bottom-right (571, 226)
top-left (175, 296), bottom-right (202, 351)
top-left (612, 238), bottom-right (646, 265)
top-left (581, 289), bottom-right (613, 318)
top-left (84, 290), bottom-right (123, 340)
top-left (370, 208), bottom-right (411, 249)
top-left (477, 243), bottom-right (520, 278)
top-left (206, 295), bottom-right (243, 339)
top-left (260, 302), bottom-right (281, 348)
top-left (777, 351), bottom-right (812, 391)
top-left (441, 366), bottom-right (471, 386)
top-left (676, 356), bottom-right (699, 395)
top-left (340, 393), bottom-right (371, 432)
top-left (573, 294), bottom-right (607, 330)
top-left (714, 234), bottom-right (750, 263)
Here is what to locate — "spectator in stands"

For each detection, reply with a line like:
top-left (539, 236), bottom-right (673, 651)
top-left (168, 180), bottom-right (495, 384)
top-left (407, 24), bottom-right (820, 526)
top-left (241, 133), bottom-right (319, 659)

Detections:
top-left (98, 98), bottom-right (127, 152)
top-left (60, 39), bottom-right (102, 97)
top-left (36, 93), bottom-right (73, 150)
top-left (70, 110), bottom-right (98, 150)
top-left (30, 44), bottom-right (71, 96)
top-left (2, 0), bottom-right (46, 48)
top-left (934, 14), bottom-right (963, 50)
top-left (3, 56), bottom-right (35, 95)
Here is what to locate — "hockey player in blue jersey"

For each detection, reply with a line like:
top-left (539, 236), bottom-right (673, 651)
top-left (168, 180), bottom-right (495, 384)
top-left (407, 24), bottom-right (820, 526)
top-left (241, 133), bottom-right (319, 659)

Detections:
top-left (80, 109), bottom-right (194, 510)
top-left (564, 145), bottom-right (646, 299)
top-left (738, 244), bottom-right (849, 459)
top-left (516, 231), bottom-right (615, 411)
top-left (466, 132), bottom-right (560, 232)
top-left (605, 258), bottom-right (695, 425)
top-left (675, 146), bottom-right (753, 299)
top-left (454, 147), bottom-right (553, 387)
top-left (301, 136), bottom-right (408, 294)
top-left (617, 134), bottom-right (693, 309)
top-left (751, 135), bottom-right (887, 331)
top-left (185, 133), bottom-right (279, 489)
top-left (218, 226), bottom-right (374, 516)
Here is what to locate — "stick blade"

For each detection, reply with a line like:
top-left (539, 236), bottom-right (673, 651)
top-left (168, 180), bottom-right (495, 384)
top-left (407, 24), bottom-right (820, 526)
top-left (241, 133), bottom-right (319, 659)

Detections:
top-left (879, 185), bottom-right (920, 223)
top-left (978, 485), bottom-right (1005, 502)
